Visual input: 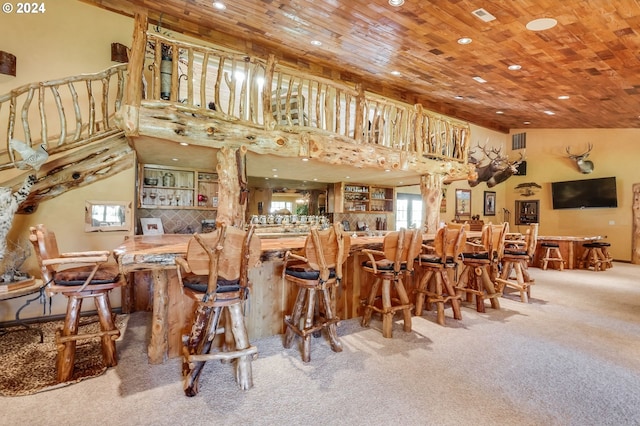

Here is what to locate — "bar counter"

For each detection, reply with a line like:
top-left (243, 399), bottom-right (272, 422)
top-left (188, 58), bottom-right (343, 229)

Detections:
top-left (532, 235), bottom-right (604, 269)
top-left (113, 232), bottom-right (394, 363)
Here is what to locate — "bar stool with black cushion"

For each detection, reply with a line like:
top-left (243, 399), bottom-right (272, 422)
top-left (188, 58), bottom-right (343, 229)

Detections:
top-left (592, 241), bottom-right (613, 269)
top-left (29, 224), bottom-right (123, 383)
top-left (414, 224), bottom-right (467, 326)
top-left (456, 222), bottom-right (508, 313)
top-left (361, 228), bottom-right (422, 338)
top-left (282, 223), bottom-right (350, 362)
top-left (176, 224), bottom-right (261, 396)
top-left (495, 223), bottom-right (539, 303)
top-left (580, 241), bottom-right (612, 271)
top-left (540, 242), bottom-right (565, 270)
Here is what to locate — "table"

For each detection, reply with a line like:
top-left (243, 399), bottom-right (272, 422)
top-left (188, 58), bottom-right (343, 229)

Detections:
top-left (0, 279), bottom-right (46, 342)
top-left (532, 235), bottom-right (604, 269)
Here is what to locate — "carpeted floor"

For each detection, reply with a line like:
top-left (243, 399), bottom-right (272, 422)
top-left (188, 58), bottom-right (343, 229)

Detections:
top-left (0, 315), bottom-right (128, 396)
top-left (2, 262), bottom-right (640, 425)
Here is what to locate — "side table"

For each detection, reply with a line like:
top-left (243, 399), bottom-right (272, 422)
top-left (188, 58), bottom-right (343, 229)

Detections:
top-left (0, 279), bottom-right (47, 342)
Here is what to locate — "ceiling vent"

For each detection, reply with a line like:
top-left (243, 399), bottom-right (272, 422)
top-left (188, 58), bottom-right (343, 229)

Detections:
top-left (472, 8), bottom-right (496, 22)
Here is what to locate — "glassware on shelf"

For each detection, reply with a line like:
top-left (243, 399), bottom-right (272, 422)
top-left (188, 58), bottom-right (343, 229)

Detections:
top-left (167, 192), bottom-right (174, 206)
top-left (159, 194), bottom-right (166, 205)
top-left (149, 192), bottom-right (157, 205)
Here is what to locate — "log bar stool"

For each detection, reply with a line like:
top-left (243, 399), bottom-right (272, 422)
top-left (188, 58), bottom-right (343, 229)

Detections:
top-left (540, 242), bottom-right (565, 270)
top-left (177, 224), bottom-right (261, 396)
top-left (580, 241), bottom-right (613, 271)
top-left (282, 223), bottom-right (350, 362)
top-left (495, 223), bottom-right (539, 303)
top-left (29, 224), bottom-right (123, 383)
top-left (414, 223), bottom-right (467, 326)
top-left (361, 228), bottom-right (422, 338)
top-left (456, 222), bottom-right (508, 313)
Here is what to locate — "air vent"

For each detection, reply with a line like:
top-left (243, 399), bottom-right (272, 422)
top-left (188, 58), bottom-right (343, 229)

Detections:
top-left (472, 8), bottom-right (496, 22)
top-left (512, 132), bottom-right (526, 150)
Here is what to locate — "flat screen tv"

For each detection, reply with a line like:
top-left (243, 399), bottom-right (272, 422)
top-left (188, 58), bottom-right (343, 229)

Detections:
top-left (551, 177), bottom-right (618, 210)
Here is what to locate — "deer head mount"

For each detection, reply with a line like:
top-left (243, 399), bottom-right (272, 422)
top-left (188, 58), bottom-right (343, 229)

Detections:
top-left (565, 144), bottom-right (594, 174)
top-left (467, 144), bottom-right (524, 188)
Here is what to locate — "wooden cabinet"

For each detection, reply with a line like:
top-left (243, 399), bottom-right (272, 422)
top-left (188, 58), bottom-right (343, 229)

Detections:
top-left (332, 183), bottom-right (394, 213)
top-left (515, 200), bottom-right (539, 225)
top-left (139, 164), bottom-right (218, 210)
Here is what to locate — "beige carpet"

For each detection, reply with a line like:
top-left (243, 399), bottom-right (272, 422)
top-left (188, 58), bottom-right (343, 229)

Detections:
top-left (0, 315), bottom-right (128, 396)
top-left (2, 263), bottom-right (640, 425)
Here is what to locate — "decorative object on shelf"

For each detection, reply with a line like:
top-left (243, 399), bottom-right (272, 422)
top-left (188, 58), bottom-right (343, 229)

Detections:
top-left (565, 143), bottom-right (594, 174)
top-left (140, 217), bottom-right (164, 235)
top-left (144, 177), bottom-right (158, 186)
top-left (483, 191), bottom-right (496, 216)
top-left (468, 143), bottom-right (524, 187)
top-left (514, 182), bottom-right (542, 197)
top-left (162, 172), bottom-right (175, 187)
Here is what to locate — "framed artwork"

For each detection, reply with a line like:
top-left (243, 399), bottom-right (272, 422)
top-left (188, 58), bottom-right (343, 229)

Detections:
top-left (455, 189), bottom-right (471, 220)
top-left (484, 191), bottom-right (496, 216)
top-left (140, 218), bottom-right (164, 235)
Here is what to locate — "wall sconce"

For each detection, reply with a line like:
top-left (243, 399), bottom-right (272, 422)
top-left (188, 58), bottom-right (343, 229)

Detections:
top-left (110, 42), bottom-right (129, 63)
top-left (0, 51), bottom-right (16, 76)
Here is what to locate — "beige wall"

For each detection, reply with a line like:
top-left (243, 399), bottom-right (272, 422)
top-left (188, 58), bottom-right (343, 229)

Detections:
top-left (0, 1), bottom-right (135, 321)
top-left (504, 128), bottom-right (638, 261)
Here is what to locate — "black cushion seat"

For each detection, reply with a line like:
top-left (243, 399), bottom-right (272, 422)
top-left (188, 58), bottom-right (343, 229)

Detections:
top-left (182, 275), bottom-right (240, 293)
top-left (541, 242), bottom-right (560, 248)
top-left (285, 267), bottom-right (337, 280)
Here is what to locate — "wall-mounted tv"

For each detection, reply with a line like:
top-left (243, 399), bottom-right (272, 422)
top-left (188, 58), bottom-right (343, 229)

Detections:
top-left (551, 176), bottom-right (618, 210)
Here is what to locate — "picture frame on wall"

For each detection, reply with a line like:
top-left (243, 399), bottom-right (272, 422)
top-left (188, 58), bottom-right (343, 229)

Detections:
top-left (140, 217), bottom-right (164, 235)
top-left (455, 189), bottom-right (472, 220)
top-left (484, 191), bottom-right (496, 216)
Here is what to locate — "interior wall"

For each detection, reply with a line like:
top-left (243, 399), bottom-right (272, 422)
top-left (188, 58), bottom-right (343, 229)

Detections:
top-left (505, 128), bottom-right (638, 261)
top-left (1, 169), bottom-right (135, 322)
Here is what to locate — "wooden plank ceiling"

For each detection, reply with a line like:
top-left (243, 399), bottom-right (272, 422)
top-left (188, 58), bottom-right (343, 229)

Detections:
top-left (83, 0), bottom-right (640, 132)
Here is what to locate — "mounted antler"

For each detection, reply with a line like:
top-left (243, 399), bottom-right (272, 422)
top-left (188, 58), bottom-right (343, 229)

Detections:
top-left (468, 143), bottom-right (524, 188)
top-left (565, 144), bottom-right (594, 174)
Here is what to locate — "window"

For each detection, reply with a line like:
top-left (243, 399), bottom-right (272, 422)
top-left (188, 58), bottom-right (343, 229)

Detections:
top-left (395, 194), bottom-right (422, 230)
top-left (270, 201), bottom-right (294, 214)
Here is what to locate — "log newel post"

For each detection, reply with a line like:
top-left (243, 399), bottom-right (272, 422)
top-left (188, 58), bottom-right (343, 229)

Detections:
top-left (420, 173), bottom-right (445, 233)
top-left (216, 146), bottom-right (247, 228)
top-left (121, 12), bottom-right (148, 136)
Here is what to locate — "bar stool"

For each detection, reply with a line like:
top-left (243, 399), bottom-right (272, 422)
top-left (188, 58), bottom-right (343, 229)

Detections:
top-left (29, 224), bottom-right (123, 383)
top-left (414, 224), bottom-right (467, 325)
top-left (361, 228), bottom-right (422, 338)
top-left (282, 223), bottom-right (350, 362)
top-left (176, 224), bottom-right (261, 396)
top-left (580, 241), bottom-right (612, 271)
top-left (495, 223), bottom-right (538, 303)
top-left (456, 222), bottom-right (508, 313)
top-left (540, 242), bottom-right (565, 270)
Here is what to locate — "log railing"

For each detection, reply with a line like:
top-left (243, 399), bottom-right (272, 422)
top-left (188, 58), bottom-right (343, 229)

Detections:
top-left (144, 32), bottom-right (469, 164)
top-left (0, 64), bottom-right (127, 171)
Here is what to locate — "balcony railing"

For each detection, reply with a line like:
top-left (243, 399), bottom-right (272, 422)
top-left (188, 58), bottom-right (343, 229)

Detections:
top-left (0, 31), bottom-right (470, 172)
top-left (0, 64), bottom-right (127, 171)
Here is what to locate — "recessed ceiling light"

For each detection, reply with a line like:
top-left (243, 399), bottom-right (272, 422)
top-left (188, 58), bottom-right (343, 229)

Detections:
top-left (172, 158), bottom-right (179, 161)
top-left (391, 70), bottom-right (401, 76)
top-left (457, 37), bottom-right (472, 45)
top-left (272, 168), bottom-right (278, 172)
top-left (310, 40), bottom-right (322, 46)
top-left (543, 110), bottom-right (556, 115)
top-left (558, 95), bottom-right (570, 100)
top-left (273, 174), bottom-right (278, 178)
top-left (523, 121), bottom-right (531, 125)
top-left (526, 18), bottom-right (558, 31)
top-left (385, 169), bottom-right (391, 172)
top-left (454, 95), bottom-right (464, 100)
top-left (180, 142), bottom-right (189, 146)
top-left (345, 176), bottom-right (351, 179)
top-left (388, 0), bottom-right (404, 6)
top-left (473, 76), bottom-right (487, 83)
top-left (496, 111), bottom-right (504, 114)
top-left (508, 64), bottom-right (522, 71)
top-left (301, 157), bottom-right (309, 162)
top-left (212, 2), bottom-right (226, 10)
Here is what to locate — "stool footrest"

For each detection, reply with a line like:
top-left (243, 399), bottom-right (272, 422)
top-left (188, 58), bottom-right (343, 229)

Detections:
top-left (184, 345), bottom-right (258, 363)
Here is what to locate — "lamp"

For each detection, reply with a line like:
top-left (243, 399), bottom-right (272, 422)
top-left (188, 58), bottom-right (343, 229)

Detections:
top-left (0, 51), bottom-right (16, 76)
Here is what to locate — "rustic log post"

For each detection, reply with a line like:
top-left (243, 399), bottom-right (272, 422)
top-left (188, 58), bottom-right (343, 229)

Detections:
top-left (216, 146), bottom-right (246, 227)
top-left (633, 183), bottom-right (640, 264)
top-left (420, 173), bottom-right (445, 233)
top-left (121, 13), bottom-right (148, 136)
top-left (149, 268), bottom-right (169, 364)
top-left (57, 295), bottom-right (82, 382)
